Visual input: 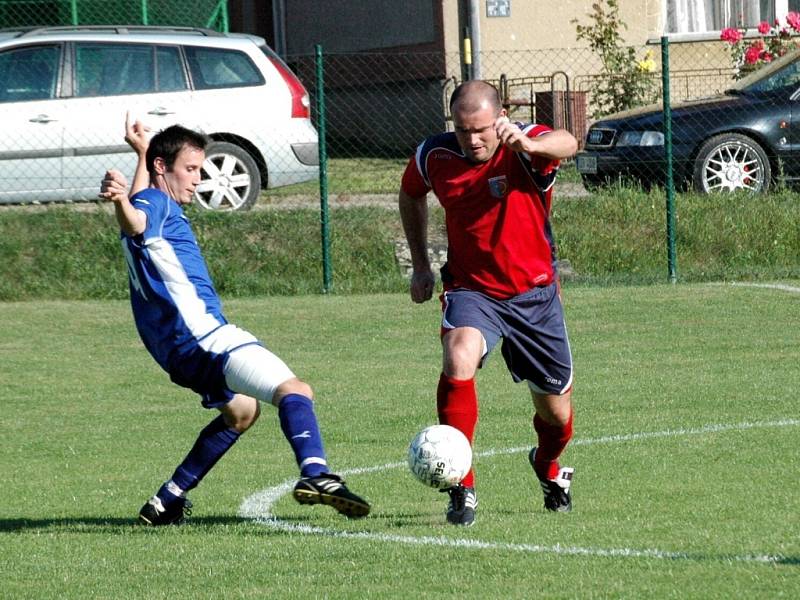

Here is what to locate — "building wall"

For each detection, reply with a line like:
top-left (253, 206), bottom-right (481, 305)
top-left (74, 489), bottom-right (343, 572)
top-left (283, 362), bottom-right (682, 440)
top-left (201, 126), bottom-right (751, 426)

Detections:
top-left (240, 0), bottom-right (736, 154)
top-left (441, 0), bottom-right (662, 54)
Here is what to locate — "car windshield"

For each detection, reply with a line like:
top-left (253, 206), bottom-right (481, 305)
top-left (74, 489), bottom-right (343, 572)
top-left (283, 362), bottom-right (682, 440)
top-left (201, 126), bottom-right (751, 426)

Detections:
top-left (734, 49), bottom-right (800, 94)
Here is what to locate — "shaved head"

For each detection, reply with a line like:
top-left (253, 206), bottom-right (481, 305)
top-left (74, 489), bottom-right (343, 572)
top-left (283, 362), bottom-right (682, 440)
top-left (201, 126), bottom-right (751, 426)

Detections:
top-left (449, 81), bottom-right (507, 163)
top-left (449, 80), bottom-right (502, 114)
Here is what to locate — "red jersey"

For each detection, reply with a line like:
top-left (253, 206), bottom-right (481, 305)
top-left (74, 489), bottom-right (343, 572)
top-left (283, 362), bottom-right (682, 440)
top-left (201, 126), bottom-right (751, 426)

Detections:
top-left (401, 123), bottom-right (560, 299)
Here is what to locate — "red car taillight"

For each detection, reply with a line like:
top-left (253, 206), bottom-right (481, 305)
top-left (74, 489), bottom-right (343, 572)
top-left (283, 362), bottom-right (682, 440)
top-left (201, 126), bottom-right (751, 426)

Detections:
top-left (268, 56), bottom-right (310, 119)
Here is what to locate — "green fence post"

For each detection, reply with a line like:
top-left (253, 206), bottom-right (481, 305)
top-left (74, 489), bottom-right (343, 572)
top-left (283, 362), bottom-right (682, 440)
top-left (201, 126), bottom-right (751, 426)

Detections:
top-left (205, 1), bottom-right (228, 32)
top-left (141, 0), bottom-right (149, 25)
top-left (661, 36), bottom-right (677, 283)
top-left (70, 0), bottom-right (79, 25)
top-left (220, 0), bottom-right (229, 32)
top-left (316, 45), bottom-right (332, 293)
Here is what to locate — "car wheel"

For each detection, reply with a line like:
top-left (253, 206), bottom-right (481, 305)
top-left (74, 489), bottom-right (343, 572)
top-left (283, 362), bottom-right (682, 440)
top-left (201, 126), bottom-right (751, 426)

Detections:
top-left (195, 141), bottom-right (261, 211)
top-left (692, 133), bottom-right (770, 194)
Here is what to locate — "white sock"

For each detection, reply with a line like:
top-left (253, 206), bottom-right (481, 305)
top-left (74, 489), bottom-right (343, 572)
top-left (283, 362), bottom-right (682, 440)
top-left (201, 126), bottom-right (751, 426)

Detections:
top-left (165, 480), bottom-right (186, 498)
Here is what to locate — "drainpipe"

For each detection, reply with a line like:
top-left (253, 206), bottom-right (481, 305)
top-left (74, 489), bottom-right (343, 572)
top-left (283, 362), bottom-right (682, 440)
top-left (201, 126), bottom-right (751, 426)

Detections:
top-left (468, 0), bottom-right (481, 79)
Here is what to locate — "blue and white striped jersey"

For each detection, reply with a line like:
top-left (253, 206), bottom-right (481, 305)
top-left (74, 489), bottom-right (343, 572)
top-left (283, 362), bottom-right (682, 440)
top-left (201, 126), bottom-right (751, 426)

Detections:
top-left (120, 188), bottom-right (227, 370)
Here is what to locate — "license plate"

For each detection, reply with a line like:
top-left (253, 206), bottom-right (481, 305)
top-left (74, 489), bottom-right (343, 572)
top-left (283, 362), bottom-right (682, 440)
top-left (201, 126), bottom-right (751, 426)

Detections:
top-left (576, 155), bottom-right (597, 174)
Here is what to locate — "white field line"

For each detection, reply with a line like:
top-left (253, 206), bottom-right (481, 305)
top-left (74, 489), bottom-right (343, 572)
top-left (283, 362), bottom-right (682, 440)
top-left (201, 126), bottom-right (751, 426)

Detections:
top-left (239, 419), bottom-right (798, 565)
top-left (724, 282), bottom-right (800, 294)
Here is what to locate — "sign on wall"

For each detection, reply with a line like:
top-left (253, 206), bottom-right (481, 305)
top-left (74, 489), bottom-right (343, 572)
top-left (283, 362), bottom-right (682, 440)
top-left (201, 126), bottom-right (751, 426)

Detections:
top-left (486, 0), bottom-right (510, 18)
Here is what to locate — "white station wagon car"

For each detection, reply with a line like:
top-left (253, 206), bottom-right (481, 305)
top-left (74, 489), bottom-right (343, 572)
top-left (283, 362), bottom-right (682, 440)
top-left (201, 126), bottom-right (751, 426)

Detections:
top-left (0, 25), bottom-right (318, 210)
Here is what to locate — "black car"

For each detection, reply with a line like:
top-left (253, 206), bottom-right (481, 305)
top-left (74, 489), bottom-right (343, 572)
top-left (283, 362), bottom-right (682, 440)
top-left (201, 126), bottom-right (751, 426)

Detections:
top-left (576, 49), bottom-right (800, 193)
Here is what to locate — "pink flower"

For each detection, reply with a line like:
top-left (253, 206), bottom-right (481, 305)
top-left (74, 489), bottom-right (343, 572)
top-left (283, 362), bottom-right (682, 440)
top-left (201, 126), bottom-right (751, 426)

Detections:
top-left (744, 45), bottom-right (762, 64)
top-left (758, 21), bottom-right (771, 34)
top-left (787, 11), bottom-right (800, 31)
top-left (720, 27), bottom-right (743, 43)
top-left (762, 51), bottom-right (773, 62)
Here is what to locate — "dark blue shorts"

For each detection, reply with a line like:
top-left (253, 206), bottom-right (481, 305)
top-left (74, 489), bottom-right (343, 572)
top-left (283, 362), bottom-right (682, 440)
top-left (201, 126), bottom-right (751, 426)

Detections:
top-left (167, 345), bottom-right (236, 409)
top-left (441, 283), bottom-right (573, 394)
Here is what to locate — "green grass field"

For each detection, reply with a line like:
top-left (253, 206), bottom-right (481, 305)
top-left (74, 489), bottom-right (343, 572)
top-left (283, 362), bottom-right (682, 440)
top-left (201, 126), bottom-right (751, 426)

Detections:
top-left (1, 284), bottom-right (799, 599)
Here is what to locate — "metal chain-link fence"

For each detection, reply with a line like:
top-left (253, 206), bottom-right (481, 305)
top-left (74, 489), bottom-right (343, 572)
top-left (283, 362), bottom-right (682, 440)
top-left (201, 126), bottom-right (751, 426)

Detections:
top-left (0, 0), bottom-right (228, 30)
top-left (1, 6), bottom-right (797, 289)
top-left (290, 41), bottom-right (752, 198)
top-left (0, 12), bottom-right (782, 203)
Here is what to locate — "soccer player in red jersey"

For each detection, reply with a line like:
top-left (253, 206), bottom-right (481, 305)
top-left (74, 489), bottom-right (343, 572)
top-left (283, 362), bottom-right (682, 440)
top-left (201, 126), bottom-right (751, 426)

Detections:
top-left (399, 80), bottom-right (579, 526)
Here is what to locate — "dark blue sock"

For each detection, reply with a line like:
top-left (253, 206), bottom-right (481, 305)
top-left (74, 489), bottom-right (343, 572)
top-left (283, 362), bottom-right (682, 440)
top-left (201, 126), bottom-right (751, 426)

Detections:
top-left (165, 415), bottom-right (241, 500)
top-left (278, 393), bottom-right (328, 478)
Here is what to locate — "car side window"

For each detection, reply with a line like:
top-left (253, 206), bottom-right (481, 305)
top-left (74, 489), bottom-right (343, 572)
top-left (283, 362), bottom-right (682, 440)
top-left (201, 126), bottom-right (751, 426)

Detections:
top-left (746, 59), bottom-right (800, 94)
top-left (184, 46), bottom-right (264, 90)
top-left (156, 46), bottom-right (187, 92)
top-left (0, 45), bottom-right (60, 103)
top-left (75, 43), bottom-right (155, 97)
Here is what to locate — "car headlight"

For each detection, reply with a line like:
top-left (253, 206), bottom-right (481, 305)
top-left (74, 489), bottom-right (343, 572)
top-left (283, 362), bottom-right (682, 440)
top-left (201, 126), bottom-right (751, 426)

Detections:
top-left (616, 131), bottom-right (664, 147)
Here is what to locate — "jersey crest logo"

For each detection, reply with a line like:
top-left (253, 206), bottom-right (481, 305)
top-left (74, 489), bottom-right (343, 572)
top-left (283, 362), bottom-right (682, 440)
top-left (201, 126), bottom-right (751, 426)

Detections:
top-left (488, 175), bottom-right (508, 198)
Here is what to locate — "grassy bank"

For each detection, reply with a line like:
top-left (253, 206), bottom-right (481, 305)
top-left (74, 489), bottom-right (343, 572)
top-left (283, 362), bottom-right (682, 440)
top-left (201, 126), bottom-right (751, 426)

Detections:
top-left (1, 187), bottom-right (797, 301)
top-left (555, 186), bottom-right (800, 285)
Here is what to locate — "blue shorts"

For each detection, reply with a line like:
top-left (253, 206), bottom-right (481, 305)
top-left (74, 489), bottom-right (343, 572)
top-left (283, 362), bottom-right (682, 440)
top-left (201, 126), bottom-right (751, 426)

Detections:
top-left (168, 344), bottom-right (237, 409)
top-left (165, 324), bottom-right (295, 409)
top-left (441, 283), bottom-right (573, 394)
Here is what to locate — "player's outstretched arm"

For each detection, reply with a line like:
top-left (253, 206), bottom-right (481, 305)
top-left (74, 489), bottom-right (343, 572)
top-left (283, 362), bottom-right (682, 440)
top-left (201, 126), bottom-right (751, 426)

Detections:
top-left (495, 116), bottom-right (578, 160)
top-left (399, 189), bottom-right (435, 303)
top-left (99, 168), bottom-right (146, 236)
top-left (124, 111), bottom-right (151, 197)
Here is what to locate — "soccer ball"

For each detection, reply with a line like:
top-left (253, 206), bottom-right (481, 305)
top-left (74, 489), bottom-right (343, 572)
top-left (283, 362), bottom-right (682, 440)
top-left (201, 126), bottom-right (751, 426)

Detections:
top-left (407, 424), bottom-right (472, 489)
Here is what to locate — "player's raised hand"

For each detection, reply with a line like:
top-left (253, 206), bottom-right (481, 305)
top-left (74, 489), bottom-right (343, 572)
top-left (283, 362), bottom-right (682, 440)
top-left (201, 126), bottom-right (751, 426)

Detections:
top-left (98, 168), bottom-right (130, 203)
top-left (495, 115), bottom-right (529, 153)
top-left (124, 111), bottom-right (151, 156)
top-left (410, 269), bottom-right (435, 303)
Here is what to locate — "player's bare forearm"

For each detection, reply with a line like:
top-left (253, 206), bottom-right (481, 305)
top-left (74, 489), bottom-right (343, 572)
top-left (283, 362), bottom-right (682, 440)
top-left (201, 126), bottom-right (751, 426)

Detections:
top-left (399, 189), bottom-right (435, 303)
top-left (113, 201), bottom-right (146, 237)
top-left (399, 189), bottom-right (431, 272)
top-left (130, 152), bottom-right (149, 197)
top-left (520, 129), bottom-right (578, 160)
top-left (99, 169), bottom-right (146, 236)
top-left (495, 117), bottom-right (578, 160)
top-left (124, 111), bottom-right (151, 196)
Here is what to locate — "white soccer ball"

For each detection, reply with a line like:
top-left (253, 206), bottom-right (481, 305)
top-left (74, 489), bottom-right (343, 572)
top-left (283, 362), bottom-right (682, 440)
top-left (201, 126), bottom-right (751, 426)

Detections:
top-left (407, 424), bottom-right (472, 489)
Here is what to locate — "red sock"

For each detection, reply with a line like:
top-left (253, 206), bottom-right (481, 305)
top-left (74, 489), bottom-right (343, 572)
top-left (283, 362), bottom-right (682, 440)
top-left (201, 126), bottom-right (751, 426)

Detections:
top-left (437, 373), bottom-right (478, 488)
top-left (533, 411), bottom-right (573, 480)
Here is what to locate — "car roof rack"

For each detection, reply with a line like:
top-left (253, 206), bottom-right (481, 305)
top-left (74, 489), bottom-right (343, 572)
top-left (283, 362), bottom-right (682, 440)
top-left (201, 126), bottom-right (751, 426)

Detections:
top-left (7, 25), bottom-right (224, 38)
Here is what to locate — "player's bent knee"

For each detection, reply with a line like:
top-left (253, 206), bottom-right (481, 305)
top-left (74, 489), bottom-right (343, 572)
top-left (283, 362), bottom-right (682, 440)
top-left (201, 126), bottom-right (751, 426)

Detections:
top-left (531, 389), bottom-right (572, 426)
top-left (442, 327), bottom-right (484, 378)
top-left (272, 377), bottom-right (314, 406)
top-left (442, 343), bottom-right (482, 379)
top-left (222, 394), bottom-right (261, 433)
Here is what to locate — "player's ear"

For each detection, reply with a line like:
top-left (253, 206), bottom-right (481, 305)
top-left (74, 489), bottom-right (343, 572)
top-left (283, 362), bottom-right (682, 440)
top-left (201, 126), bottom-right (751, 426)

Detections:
top-left (499, 108), bottom-right (508, 118)
top-left (153, 157), bottom-right (167, 175)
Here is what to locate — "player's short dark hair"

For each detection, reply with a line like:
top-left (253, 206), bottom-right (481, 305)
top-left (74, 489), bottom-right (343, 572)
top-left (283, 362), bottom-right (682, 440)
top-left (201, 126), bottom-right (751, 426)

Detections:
top-left (146, 125), bottom-right (208, 174)
top-left (449, 80), bottom-right (502, 113)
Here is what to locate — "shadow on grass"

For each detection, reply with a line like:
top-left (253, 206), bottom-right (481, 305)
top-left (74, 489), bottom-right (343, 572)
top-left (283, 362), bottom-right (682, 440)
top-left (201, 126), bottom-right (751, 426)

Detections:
top-left (0, 515), bottom-right (258, 532)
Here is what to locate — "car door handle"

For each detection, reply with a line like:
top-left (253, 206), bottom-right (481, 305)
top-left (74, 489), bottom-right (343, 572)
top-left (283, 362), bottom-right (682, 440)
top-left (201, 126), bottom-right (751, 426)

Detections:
top-left (29, 114), bottom-right (58, 123)
top-left (147, 107), bottom-right (176, 116)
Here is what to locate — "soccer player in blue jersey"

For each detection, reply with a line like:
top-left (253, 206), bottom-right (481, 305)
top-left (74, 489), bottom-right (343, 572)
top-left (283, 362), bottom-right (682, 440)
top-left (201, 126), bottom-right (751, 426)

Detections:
top-left (99, 117), bottom-right (370, 525)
